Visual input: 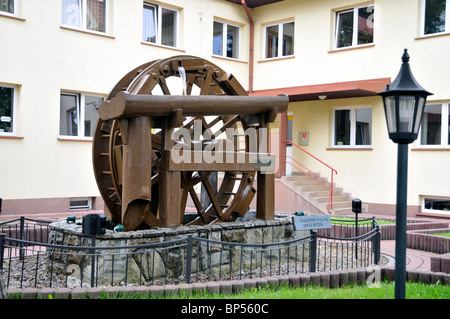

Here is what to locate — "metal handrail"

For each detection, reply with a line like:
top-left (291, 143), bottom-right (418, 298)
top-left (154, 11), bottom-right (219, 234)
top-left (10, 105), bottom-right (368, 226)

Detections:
top-left (283, 139), bottom-right (338, 212)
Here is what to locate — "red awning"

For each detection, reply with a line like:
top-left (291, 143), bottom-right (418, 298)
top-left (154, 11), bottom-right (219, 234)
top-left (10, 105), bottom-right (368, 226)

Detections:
top-left (250, 78), bottom-right (391, 102)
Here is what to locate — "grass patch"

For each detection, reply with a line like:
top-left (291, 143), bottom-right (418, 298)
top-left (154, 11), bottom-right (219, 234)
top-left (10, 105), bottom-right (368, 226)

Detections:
top-left (330, 217), bottom-right (394, 226)
top-left (432, 231), bottom-right (450, 238)
top-left (106, 281), bottom-right (449, 300)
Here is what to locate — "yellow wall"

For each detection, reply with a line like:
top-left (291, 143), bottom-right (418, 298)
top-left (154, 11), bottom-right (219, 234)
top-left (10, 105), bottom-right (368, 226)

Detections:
top-left (0, 0), bottom-right (251, 202)
top-left (1, 0), bottom-right (449, 214)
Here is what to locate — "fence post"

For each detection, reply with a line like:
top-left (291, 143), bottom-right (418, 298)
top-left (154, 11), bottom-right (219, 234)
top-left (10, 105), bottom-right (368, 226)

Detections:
top-left (0, 233), bottom-right (5, 271)
top-left (185, 235), bottom-right (193, 284)
top-left (19, 216), bottom-right (25, 260)
top-left (91, 235), bottom-right (96, 287)
top-left (373, 219), bottom-right (381, 265)
top-left (309, 230), bottom-right (317, 273)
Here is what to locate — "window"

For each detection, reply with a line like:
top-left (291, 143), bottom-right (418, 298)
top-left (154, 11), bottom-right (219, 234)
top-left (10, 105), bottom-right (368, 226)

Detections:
top-left (422, 0), bottom-right (450, 35)
top-left (264, 21), bottom-right (294, 59)
top-left (70, 197), bottom-right (92, 210)
top-left (0, 0), bottom-right (17, 16)
top-left (213, 20), bottom-right (240, 59)
top-left (420, 102), bottom-right (450, 146)
top-left (0, 84), bottom-right (17, 135)
top-left (335, 4), bottom-right (374, 49)
top-left (333, 107), bottom-right (372, 147)
top-left (143, 2), bottom-right (178, 47)
top-left (422, 197), bottom-right (450, 214)
top-left (61, 0), bottom-right (107, 33)
top-left (60, 92), bottom-right (103, 138)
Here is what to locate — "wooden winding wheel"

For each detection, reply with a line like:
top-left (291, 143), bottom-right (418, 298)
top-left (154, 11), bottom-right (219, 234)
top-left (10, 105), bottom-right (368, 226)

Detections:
top-left (92, 55), bottom-right (288, 231)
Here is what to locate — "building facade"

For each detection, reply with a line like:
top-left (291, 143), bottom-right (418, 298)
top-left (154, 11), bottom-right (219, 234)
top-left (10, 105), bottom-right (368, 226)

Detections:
top-left (1, 0), bottom-right (449, 219)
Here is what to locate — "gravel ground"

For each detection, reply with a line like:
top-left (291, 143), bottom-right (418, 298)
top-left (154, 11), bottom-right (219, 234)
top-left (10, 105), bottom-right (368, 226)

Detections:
top-left (2, 244), bottom-right (388, 289)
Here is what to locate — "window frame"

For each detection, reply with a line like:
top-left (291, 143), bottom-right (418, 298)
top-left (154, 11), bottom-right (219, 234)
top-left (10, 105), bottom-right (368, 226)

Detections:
top-left (142, 2), bottom-right (179, 48)
top-left (421, 196), bottom-right (450, 215)
top-left (331, 106), bottom-right (373, 149)
top-left (263, 20), bottom-right (295, 60)
top-left (0, 0), bottom-right (18, 17)
top-left (421, 0), bottom-right (450, 36)
top-left (59, 91), bottom-right (104, 140)
top-left (61, 0), bottom-right (109, 35)
top-left (0, 83), bottom-right (18, 137)
top-left (418, 102), bottom-right (450, 148)
top-left (334, 4), bottom-right (374, 50)
top-left (212, 19), bottom-right (241, 60)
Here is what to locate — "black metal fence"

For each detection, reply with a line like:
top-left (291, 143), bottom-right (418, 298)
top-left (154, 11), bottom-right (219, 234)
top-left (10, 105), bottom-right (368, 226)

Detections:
top-left (0, 216), bottom-right (380, 289)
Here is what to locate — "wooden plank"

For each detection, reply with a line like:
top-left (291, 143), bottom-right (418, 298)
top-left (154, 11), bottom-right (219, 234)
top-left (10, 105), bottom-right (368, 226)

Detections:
top-left (163, 150), bottom-right (275, 172)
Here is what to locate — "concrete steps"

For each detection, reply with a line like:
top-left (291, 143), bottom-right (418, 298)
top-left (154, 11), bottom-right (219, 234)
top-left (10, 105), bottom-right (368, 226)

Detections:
top-left (280, 173), bottom-right (353, 215)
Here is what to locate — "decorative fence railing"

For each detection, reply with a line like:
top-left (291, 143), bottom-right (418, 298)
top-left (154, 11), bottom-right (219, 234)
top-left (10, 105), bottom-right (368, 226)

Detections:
top-left (0, 216), bottom-right (380, 289)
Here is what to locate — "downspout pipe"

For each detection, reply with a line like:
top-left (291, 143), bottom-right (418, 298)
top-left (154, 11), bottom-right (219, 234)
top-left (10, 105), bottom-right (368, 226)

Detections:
top-left (241, 0), bottom-right (254, 93)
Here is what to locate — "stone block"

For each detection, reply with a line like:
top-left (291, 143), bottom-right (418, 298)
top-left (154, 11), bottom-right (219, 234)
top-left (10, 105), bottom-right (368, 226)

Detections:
top-left (298, 274), bottom-right (310, 287)
top-left (148, 285), bottom-right (164, 297)
top-left (179, 283), bottom-right (193, 296)
top-left (71, 287), bottom-right (89, 299)
top-left (206, 282), bottom-right (220, 294)
top-left (356, 268), bottom-right (367, 284)
top-left (347, 270), bottom-right (358, 285)
top-left (191, 283), bottom-right (207, 295)
top-left (163, 284), bottom-right (179, 297)
top-left (430, 272), bottom-right (445, 285)
top-left (309, 273), bottom-right (321, 286)
top-left (38, 288), bottom-right (56, 299)
top-left (418, 271), bottom-right (432, 284)
top-left (430, 256), bottom-right (441, 272)
top-left (102, 286), bottom-right (120, 298)
top-left (243, 278), bottom-right (257, 290)
top-left (255, 277), bottom-right (268, 289)
top-left (265, 276), bottom-right (279, 288)
top-left (277, 275), bottom-right (290, 287)
top-left (441, 254), bottom-right (450, 274)
top-left (382, 267), bottom-right (395, 282)
top-left (231, 280), bottom-right (244, 294)
top-left (329, 272), bottom-right (339, 289)
top-left (219, 281), bottom-right (233, 295)
top-left (288, 275), bottom-right (301, 287)
top-left (338, 271), bottom-right (349, 287)
top-left (53, 288), bottom-right (72, 299)
top-left (407, 271), bottom-right (419, 283)
top-left (319, 272), bottom-right (330, 288)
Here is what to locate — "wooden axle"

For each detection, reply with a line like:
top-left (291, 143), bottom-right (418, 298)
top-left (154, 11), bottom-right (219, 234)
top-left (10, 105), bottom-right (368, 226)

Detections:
top-left (98, 91), bottom-right (289, 121)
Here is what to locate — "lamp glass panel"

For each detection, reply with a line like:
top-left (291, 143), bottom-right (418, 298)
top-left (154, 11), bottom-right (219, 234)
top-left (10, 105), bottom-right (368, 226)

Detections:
top-left (413, 96), bottom-right (426, 134)
top-left (398, 95), bottom-right (416, 133)
top-left (384, 96), bottom-right (397, 133)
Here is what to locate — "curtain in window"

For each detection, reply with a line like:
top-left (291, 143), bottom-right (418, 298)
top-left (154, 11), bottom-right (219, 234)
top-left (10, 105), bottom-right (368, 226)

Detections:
top-left (0, 0), bottom-right (14, 14)
top-left (62, 0), bottom-right (82, 28)
top-left (86, 0), bottom-right (105, 32)
top-left (143, 4), bottom-right (157, 42)
top-left (161, 8), bottom-right (176, 46)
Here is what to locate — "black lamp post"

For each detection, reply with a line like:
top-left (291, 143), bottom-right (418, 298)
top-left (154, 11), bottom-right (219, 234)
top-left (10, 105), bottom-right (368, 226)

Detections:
top-left (377, 49), bottom-right (432, 299)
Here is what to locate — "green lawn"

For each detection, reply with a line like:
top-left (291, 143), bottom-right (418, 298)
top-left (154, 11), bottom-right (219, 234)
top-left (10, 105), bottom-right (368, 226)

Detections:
top-left (432, 231), bottom-right (450, 238)
top-left (108, 281), bottom-right (449, 300)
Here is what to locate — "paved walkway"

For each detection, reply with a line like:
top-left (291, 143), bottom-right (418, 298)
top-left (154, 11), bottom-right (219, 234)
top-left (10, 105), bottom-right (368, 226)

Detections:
top-left (380, 240), bottom-right (440, 272)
